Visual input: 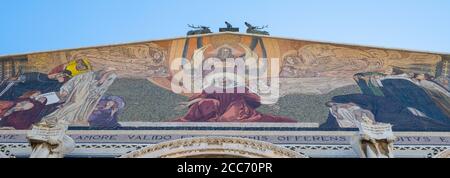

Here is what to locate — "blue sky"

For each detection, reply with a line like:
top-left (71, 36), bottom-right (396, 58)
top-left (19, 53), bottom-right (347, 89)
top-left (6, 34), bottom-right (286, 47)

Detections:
top-left (1, 0), bottom-right (449, 55)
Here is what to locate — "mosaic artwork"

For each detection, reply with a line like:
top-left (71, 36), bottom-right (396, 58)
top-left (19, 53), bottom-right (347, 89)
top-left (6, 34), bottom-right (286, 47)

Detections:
top-left (0, 33), bottom-right (449, 131)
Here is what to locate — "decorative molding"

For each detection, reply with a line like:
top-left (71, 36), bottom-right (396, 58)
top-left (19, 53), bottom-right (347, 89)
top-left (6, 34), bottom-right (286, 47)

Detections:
top-left (287, 145), bottom-right (445, 158)
top-left (433, 149), bottom-right (450, 158)
top-left (0, 145), bottom-right (15, 158)
top-left (1, 142), bottom-right (448, 158)
top-left (429, 148), bottom-right (450, 158)
top-left (284, 145), bottom-right (353, 151)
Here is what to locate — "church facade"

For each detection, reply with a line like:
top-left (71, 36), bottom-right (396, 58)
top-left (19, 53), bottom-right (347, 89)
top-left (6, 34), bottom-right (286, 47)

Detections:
top-left (0, 31), bottom-right (449, 158)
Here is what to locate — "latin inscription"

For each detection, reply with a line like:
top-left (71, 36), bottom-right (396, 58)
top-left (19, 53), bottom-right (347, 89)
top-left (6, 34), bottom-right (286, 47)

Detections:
top-left (1, 133), bottom-right (450, 145)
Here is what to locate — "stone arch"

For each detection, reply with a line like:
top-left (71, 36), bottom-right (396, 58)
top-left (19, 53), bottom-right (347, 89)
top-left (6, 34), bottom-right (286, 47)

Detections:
top-left (120, 137), bottom-right (308, 158)
top-left (433, 149), bottom-right (450, 158)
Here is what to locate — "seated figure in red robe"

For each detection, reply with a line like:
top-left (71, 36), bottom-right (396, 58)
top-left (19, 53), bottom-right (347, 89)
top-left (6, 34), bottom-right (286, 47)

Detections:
top-left (173, 75), bottom-right (296, 123)
top-left (0, 91), bottom-right (47, 130)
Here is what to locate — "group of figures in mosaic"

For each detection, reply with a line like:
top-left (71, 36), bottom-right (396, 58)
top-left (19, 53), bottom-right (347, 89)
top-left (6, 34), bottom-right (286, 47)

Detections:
top-left (0, 39), bottom-right (449, 133)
